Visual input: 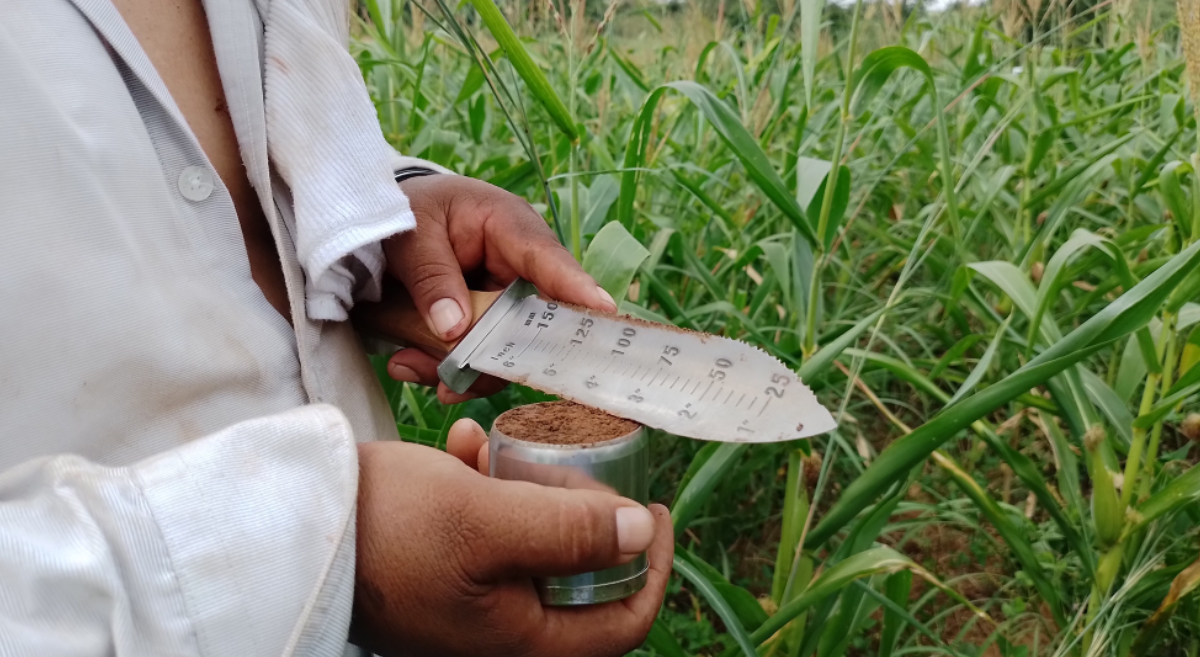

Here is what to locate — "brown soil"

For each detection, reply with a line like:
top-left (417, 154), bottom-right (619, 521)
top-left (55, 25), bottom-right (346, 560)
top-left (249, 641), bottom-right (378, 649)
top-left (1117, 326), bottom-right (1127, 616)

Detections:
top-left (495, 401), bottom-right (640, 445)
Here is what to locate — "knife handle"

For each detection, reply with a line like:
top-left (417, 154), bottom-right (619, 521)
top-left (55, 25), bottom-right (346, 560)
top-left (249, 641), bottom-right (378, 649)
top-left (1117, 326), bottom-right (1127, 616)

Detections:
top-left (351, 282), bottom-right (504, 355)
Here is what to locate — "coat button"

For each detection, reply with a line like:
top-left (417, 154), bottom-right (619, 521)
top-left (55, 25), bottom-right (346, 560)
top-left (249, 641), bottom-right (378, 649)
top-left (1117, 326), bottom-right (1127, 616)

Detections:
top-left (178, 165), bottom-right (214, 202)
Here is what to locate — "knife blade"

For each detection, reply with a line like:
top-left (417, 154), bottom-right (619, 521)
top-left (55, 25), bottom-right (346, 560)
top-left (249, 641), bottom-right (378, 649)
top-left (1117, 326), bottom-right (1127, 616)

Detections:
top-left (352, 280), bottom-right (836, 443)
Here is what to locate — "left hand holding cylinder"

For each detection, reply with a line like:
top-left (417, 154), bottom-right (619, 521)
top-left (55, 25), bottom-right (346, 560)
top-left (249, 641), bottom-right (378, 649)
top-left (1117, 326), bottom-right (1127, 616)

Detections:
top-left (351, 418), bottom-right (673, 657)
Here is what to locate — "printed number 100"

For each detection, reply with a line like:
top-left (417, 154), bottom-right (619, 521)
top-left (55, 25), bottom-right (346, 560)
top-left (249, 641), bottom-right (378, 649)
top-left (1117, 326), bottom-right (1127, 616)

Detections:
top-left (611, 327), bottom-right (636, 355)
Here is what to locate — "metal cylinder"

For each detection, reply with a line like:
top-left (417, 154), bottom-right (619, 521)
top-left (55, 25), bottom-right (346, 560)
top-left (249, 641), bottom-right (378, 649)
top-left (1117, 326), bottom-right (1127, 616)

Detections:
top-left (489, 404), bottom-right (649, 605)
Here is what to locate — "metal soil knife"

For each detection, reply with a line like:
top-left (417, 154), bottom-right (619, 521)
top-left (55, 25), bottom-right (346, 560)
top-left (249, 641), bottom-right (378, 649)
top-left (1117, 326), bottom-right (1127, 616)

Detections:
top-left (352, 280), bottom-right (836, 443)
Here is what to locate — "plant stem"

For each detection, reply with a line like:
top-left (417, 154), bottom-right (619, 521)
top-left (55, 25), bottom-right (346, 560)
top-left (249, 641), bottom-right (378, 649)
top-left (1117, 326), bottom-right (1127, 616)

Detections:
top-left (770, 449), bottom-right (812, 656)
top-left (1120, 313), bottom-right (1174, 508)
top-left (1083, 542), bottom-right (1126, 654)
top-left (571, 144), bottom-right (582, 259)
top-left (803, 0), bottom-right (863, 356)
top-left (567, 0), bottom-right (580, 259)
top-left (802, 253), bottom-right (822, 356)
top-left (1020, 54), bottom-right (1038, 250)
top-left (932, 89), bottom-right (960, 255)
top-left (1121, 363), bottom-right (1163, 508)
top-left (1193, 153), bottom-right (1200, 242)
top-left (1140, 312), bottom-right (1178, 500)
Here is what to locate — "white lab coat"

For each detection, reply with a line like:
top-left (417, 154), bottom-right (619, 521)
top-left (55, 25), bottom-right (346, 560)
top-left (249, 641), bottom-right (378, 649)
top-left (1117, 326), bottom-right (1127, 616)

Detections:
top-left (0, 0), bottom-right (435, 654)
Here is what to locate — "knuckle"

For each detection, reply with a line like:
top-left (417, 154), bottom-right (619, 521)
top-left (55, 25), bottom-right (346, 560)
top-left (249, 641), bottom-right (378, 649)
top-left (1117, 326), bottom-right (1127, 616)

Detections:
top-left (434, 488), bottom-right (492, 584)
top-left (622, 625), bottom-right (653, 655)
top-left (581, 624), bottom-right (646, 657)
top-left (516, 198), bottom-right (543, 222)
top-left (467, 592), bottom-right (539, 656)
top-left (504, 621), bottom-right (542, 657)
top-left (605, 614), bottom-right (655, 657)
top-left (557, 497), bottom-right (607, 566)
top-left (524, 242), bottom-right (565, 275)
top-left (496, 195), bottom-right (548, 230)
top-left (634, 606), bottom-right (657, 640)
top-left (402, 260), bottom-right (459, 293)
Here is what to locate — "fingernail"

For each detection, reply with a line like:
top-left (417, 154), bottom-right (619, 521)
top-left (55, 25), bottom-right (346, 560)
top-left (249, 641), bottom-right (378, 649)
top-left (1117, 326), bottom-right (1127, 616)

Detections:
top-left (430, 298), bottom-right (465, 337)
top-left (596, 286), bottom-right (618, 312)
top-left (615, 506), bottom-right (655, 554)
top-left (389, 363), bottom-right (419, 383)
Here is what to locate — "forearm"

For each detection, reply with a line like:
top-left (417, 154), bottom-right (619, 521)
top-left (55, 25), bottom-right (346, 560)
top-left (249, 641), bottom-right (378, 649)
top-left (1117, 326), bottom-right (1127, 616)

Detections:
top-left (0, 405), bottom-right (358, 657)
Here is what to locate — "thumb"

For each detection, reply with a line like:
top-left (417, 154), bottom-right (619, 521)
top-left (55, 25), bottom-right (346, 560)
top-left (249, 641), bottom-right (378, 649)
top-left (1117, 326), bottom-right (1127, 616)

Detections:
top-left (468, 478), bottom-right (656, 581)
top-left (386, 221), bottom-right (472, 341)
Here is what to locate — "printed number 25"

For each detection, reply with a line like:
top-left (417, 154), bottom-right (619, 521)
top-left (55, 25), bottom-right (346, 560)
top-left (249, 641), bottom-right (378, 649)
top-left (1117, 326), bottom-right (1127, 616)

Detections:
top-left (765, 373), bottom-right (790, 398)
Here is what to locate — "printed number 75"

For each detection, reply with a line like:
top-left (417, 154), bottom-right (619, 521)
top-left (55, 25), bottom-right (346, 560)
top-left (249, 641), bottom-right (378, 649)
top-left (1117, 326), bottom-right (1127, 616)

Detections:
top-left (660, 345), bottom-right (680, 366)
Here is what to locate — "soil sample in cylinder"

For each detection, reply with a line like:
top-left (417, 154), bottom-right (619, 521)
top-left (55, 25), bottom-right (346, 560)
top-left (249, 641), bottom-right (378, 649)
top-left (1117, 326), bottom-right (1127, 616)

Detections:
top-left (494, 401), bottom-right (640, 445)
top-left (490, 401), bottom-right (648, 605)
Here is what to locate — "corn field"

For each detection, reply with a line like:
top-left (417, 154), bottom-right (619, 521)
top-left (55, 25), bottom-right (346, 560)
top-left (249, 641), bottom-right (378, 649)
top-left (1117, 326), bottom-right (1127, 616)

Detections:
top-left (354, 0), bottom-right (1200, 654)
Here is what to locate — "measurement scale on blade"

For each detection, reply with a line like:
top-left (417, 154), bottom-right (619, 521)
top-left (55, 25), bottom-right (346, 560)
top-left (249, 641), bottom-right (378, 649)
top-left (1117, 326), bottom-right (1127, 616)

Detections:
top-left (353, 280), bottom-right (836, 443)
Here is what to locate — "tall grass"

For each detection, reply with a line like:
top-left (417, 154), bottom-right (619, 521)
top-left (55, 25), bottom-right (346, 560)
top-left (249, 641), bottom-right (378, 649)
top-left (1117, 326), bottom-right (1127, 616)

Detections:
top-left (354, 0), bottom-right (1200, 653)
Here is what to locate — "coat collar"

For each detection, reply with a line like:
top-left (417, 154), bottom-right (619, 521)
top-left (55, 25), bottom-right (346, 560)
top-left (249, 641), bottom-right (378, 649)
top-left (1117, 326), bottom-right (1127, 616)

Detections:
top-left (197, 0), bottom-right (273, 215)
top-left (66, 0), bottom-right (193, 136)
top-left (65, 0), bottom-right (273, 220)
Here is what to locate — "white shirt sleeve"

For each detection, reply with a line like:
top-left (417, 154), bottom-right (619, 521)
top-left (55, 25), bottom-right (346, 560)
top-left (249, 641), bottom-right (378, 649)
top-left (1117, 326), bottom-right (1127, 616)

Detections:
top-left (257, 0), bottom-right (459, 322)
top-left (309, 151), bottom-right (457, 318)
top-left (0, 404), bottom-right (359, 657)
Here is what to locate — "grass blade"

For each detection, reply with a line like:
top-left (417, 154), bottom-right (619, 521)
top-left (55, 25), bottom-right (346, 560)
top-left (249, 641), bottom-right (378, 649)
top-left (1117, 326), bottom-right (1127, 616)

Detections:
top-left (679, 549), bottom-right (769, 629)
top-left (799, 0), bottom-right (824, 106)
top-left (671, 443), bottom-right (747, 535)
top-left (617, 82), bottom-right (818, 245)
top-left (931, 450), bottom-right (1065, 626)
top-left (808, 231), bottom-right (1200, 549)
top-left (751, 547), bottom-right (986, 646)
top-left (1135, 460), bottom-right (1200, 531)
top-left (946, 315), bottom-right (1010, 407)
top-left (583, 221), bottom-right (650, 301)
top-left (644, 619), bottom-right (688, 657)
top-left (673, 555), bottom-right (758, 657)
top-left (1130, 552), bottom-right (1200, 655)
top-left (878, 571), bottom-right (912, 657)
top-left (799, 308), bottom-right (887, 382)
top-left (468, 0), bottom-right (577, 140)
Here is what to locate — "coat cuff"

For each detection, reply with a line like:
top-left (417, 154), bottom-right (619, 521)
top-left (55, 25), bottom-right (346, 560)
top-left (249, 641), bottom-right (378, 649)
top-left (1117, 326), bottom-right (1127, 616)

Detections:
top-left (134, 405), bottom-right (359, 656)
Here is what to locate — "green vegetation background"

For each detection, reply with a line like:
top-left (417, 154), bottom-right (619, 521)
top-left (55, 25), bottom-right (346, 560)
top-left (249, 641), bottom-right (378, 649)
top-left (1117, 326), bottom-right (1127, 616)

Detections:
top-left (355, 0), bottom-right (1200, 654)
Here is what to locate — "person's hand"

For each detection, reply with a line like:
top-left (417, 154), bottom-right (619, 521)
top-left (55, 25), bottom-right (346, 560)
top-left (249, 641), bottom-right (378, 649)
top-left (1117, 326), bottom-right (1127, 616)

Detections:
top-left (382, 176), bottom-right (617, 404)
top-left (351, 419), bottom-right (674, 657)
